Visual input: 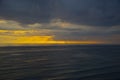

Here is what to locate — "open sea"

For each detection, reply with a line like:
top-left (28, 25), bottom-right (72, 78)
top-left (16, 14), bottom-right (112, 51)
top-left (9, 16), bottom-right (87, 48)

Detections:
top-left (0, 45), bottom-right (120, 80)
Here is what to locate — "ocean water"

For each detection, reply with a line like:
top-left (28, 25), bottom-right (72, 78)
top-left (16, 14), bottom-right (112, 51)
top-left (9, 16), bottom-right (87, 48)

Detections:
top-left (0, 45), bottom-right (120, 80)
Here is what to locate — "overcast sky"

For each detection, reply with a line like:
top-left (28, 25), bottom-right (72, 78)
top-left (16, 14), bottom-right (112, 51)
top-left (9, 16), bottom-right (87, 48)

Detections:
top-left (0, 0), bottom-right (120, 44)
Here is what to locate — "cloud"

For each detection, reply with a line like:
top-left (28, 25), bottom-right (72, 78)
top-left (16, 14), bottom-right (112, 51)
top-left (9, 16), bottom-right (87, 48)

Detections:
top-left (0, 19), bottom-right (24, 30)
top-left (0, 19), bottom-right (120, 44)
top-left (0, 0), bottom-right (54, 24)
top-left (54, 0), bottom-right (120, 27)
top-left (0, 0), bottom-right (120, 27)
top-left (67, 1), bottom-right (120, 26)
top-left (0, 19), bottom-right (120, 36)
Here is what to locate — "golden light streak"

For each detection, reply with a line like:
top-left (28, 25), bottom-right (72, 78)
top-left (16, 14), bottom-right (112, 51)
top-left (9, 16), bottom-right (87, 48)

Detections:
top-left (0, 30), bottom-right (103, 46)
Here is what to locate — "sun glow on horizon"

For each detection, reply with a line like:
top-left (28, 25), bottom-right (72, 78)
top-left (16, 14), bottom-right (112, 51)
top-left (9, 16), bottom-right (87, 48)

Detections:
top-left (0, 30), bottom-right (103, 46)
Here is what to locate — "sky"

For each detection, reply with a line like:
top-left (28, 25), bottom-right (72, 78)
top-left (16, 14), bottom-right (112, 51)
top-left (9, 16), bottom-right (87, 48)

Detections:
top-left (0, 0), bottom-right (120, 46)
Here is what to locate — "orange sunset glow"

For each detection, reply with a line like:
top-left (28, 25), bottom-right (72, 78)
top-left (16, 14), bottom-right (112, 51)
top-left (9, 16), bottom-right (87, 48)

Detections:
top-left (0, 30), bottom-right (102, 46)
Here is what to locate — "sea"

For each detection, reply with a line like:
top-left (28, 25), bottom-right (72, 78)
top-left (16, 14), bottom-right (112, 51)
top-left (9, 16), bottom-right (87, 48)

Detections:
top-left (0, 45), bottom-right (120, 80)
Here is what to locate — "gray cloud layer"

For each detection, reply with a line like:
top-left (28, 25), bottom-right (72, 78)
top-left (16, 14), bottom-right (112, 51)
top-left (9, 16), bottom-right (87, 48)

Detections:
top-left (0, 0), bottom-right (120, 26)
top-left (58, 0), bottom-right (120, 26)
top-left (0, 0), bottom-right (54, 24)
top-left (0, 0), bottom-right (120, 43)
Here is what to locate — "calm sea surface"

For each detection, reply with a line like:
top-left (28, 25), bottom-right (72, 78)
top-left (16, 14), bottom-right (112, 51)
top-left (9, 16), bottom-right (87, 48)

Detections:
top-left (0, 45), bottom-right (120, 80)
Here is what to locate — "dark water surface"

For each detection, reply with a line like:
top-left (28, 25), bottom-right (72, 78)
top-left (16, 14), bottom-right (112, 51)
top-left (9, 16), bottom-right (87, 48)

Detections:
top-left (0, 45), bottom-right (120, 80)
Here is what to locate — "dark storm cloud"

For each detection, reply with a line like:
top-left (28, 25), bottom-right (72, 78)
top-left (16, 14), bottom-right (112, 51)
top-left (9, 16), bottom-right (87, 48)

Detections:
top-left (58, 0), bottom-right (120, 26)
top-left (0, 0), bottom-right (120, 27)
top-left (0, 0), bottom-right (55, 24)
